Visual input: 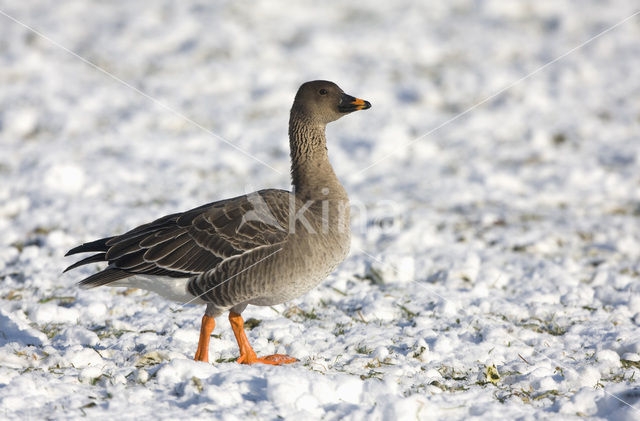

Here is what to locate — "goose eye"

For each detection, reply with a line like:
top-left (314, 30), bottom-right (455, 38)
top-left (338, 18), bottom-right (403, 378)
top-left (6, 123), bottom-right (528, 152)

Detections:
top-left (318, 89), bottom-right (328, 95)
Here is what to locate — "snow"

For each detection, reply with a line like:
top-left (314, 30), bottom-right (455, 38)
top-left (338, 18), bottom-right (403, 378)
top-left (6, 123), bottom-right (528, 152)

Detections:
top-left (1, 0), bottom-right (640, 419)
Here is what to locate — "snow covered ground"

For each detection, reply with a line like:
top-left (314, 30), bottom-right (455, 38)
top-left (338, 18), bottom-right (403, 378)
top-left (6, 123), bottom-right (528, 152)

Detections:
top-left (1, 0), bottom-right (639, 419)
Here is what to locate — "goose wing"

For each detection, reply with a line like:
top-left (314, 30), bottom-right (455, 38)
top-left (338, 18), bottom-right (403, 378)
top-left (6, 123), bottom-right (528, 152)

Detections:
top-left (65, 189), bottom-right (291, 287)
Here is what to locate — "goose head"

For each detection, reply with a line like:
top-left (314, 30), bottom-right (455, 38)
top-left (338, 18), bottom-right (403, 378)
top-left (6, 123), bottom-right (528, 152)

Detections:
top-left (291, 80), bottom-right (371, 125)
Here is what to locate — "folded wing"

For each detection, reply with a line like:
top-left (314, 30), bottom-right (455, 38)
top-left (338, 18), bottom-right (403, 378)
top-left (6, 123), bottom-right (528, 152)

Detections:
top-left (65, 189), bottom-right (291, 288)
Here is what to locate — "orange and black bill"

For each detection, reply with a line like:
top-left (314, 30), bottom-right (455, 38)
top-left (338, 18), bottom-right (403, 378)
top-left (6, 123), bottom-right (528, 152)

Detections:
top-left (339, 93), bottom-right (372, 113)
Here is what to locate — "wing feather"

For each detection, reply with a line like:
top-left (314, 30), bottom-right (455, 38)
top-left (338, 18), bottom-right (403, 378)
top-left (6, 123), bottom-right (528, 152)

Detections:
top-left (143, 232), bottom-right (192, 261)
top-left (66, 189), bottom-right (291, 288)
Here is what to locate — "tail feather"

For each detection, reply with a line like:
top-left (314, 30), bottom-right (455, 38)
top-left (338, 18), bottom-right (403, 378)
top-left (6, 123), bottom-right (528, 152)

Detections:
top-left (65, 237), bottom-right (114, 256)
top-left (63, 253), bottom-right (107, 273)
top-left (78, 268), bottom-right (131, 289)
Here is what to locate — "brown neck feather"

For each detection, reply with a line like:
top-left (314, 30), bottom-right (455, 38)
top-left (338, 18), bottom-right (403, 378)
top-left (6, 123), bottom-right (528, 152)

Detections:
top-left (288, 113), bottom-right (347, 201)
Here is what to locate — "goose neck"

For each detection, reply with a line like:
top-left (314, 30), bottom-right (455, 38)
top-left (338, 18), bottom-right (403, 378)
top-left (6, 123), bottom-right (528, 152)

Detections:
top-left (288, 117), bottom-right (345, 200)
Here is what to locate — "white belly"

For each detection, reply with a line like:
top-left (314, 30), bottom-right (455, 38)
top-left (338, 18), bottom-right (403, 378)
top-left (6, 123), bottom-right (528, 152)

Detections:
top-left (110, 275), bottom-right (206, 304)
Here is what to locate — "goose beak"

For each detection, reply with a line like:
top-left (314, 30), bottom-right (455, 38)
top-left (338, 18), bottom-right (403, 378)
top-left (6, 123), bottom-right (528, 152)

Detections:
top-left (338, 93), bottom-right (372, 113)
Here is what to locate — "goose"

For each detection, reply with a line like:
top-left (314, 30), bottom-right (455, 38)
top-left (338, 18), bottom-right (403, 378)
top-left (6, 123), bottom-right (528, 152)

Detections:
top-left (65, 80), bottom-right (371, 365)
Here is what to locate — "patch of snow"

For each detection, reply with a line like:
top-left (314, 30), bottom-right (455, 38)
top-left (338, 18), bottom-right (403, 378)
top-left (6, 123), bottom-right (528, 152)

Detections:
top-left (1, 1), bottom-right (639, 419)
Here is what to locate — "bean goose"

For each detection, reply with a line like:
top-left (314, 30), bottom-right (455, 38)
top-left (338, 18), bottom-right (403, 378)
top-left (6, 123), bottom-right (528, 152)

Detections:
top-left (65, 80), bottom-right (371, 364)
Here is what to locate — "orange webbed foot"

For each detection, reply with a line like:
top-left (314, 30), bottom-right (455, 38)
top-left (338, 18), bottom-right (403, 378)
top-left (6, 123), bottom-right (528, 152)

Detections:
top-left (229, 311), bottom-right (297, 366)
top-left (254, 354), bottom-right (298, 365)
top-left (237, 353), bottom-right (298, 365)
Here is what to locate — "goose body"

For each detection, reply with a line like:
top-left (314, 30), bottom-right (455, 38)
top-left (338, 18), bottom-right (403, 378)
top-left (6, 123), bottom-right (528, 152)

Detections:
top-left (65, 80), bottom-right (371, 364)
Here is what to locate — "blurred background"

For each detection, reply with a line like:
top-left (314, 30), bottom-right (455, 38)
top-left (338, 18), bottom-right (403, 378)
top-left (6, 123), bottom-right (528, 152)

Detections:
top-left (2, 1), bottom-right (638, 213)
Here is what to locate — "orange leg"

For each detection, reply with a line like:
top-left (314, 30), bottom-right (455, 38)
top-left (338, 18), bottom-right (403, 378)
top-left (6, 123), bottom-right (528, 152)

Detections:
top-left (194, 314), bottom-right (216, 362)
top-left (228, 311), bottom-right (297, 365)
